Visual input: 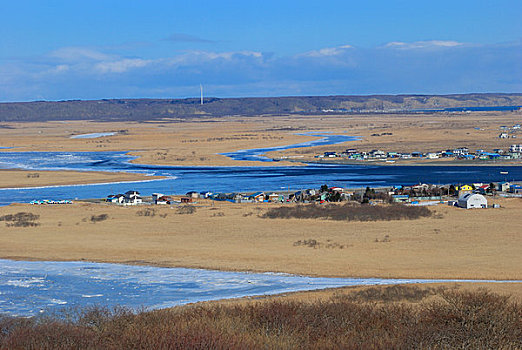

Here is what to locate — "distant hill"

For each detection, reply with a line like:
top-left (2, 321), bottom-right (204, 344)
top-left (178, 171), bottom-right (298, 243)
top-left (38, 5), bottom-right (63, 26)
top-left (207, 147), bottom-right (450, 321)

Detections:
top-left (0, 93), bottom-right (521, 122)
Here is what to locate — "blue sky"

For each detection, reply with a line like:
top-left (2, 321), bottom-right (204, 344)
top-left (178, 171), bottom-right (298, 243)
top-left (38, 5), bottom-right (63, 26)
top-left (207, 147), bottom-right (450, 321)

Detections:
top-left (0, 0), bottom-right (520, 101)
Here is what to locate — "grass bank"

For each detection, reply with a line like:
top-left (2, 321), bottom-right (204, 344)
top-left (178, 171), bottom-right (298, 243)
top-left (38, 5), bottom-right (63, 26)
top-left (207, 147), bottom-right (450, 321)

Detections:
top-left (1, 286), bottom-right (520, 349)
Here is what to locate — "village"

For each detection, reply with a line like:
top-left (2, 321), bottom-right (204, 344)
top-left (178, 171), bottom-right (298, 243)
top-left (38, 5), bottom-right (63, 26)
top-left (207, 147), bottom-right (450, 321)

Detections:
top-left (102, 180), bottom-right (522, 210)
top-left (315, 143), bottom-right (522, 162)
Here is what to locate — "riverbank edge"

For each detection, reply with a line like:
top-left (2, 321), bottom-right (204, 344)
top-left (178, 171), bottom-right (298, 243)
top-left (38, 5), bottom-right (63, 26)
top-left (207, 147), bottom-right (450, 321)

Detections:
top-left (0, 169), bottom-right (166, 189)
top-left (1, 256), bottom-right (521, 282)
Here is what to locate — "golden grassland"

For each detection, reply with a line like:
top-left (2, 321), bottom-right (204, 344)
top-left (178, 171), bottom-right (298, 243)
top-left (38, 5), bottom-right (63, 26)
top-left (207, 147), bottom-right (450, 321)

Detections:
top-left (0, 169), bottom-right (163, 188)
top-left (1, 196), bottom-right (520, 281)
top-left (207, 282), bottom-right (522, 306)
top-left (0, 110), bottom-right (520, 170)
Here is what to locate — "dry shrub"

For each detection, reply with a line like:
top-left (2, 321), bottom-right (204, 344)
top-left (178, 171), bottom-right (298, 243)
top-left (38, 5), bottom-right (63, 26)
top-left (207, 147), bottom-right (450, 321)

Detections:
top-left (0, 212), bottom-right (40, 227)
top-left (0, 289), bottom-right (520, 349)
top-left (177, 205), bottom-right (196, 215)
top-left (90, 214), bottom-right (108, 223)
top-left (262, 203), bottom-right (432, 221)
top-left (136, 208), bottom-right (156, 217)
top-left (337, 284), bottom-right (449, 303)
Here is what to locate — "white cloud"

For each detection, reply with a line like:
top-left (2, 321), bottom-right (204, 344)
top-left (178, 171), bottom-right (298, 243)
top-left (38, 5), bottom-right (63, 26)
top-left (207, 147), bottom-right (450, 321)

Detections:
top-left (300, 44), bottom-right (354, 57)
top-left (95, 58), bottom-right (151, 73)
top-left (1, 40), bottom-right (520, 101)
top-left (48, 47), bottom-right (115, 62)
top-left (383, 40), bottom-right (464, 49)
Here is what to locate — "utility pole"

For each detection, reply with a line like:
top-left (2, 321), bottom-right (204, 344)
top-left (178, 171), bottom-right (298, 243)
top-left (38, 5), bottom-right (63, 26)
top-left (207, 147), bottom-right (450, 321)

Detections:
top-left (200, 84), bottom-right (203, 105)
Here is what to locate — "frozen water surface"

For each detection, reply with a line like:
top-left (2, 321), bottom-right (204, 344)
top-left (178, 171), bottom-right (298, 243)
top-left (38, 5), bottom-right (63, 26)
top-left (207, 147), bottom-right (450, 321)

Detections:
top-left (1, 259), bottom-right (520, 317)
top-left (70, 132), bottom-right (116, 139)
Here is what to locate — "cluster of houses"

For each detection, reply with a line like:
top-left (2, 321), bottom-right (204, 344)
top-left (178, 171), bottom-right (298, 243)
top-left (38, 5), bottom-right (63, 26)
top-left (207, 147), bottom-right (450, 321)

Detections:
top-left (498, 124), bottom-right (521, 139)
top-left (30, 199), bottom-right (73, 205)
top-left (317, 145), bottom-right (522, 161)
top-left (105, 181), bottom-right (521, 210)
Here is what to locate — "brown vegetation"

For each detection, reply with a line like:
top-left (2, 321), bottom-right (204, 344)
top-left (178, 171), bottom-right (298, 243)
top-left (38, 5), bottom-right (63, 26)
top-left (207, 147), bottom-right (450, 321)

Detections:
top-left (262, 203), bottom-right (432, 221)
top-left (0, 212), bottom-right (39, 227)
top-left (0, 288), bottom-right (520, 349)
top-left (90, 214), bottom-right (108, 223)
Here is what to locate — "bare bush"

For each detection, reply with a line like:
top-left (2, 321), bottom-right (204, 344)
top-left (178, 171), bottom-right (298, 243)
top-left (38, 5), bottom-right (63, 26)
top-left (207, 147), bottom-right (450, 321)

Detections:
top-left (262, 203), bottom-right (432, 221)
top-left (90, 214), bottom-right (108, 223)
top-left (0, 289), bottom-right (519, 349)
top-left (136, 208), bottom-right (155, 217)
top-left (177, 205), bottom-right (196, 215)
top-left (337, 285), bottom-right (449, 303)
top-left (293, 239), bottom-right (345, 249)
top-left (0, 212), bottom-right (40, 227)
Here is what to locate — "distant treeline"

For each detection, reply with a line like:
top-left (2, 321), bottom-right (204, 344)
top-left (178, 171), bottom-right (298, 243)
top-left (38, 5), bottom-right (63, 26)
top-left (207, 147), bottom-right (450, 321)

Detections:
top-left (1, 93), bottom-right (521, 122)
top-left (1, 287), bottom-right (520, 349)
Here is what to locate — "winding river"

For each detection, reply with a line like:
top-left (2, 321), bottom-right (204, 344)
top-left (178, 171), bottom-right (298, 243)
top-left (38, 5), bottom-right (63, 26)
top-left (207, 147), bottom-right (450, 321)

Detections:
top-left (0, 134), bottom-right (521, 316)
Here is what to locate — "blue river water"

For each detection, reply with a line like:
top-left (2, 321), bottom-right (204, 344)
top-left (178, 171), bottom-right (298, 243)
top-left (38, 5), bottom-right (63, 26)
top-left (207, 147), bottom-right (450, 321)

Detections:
top-left (1, 259), bottom-right (520, 317)
top-left (0, 150), bottom-right (521, 205)
top-left (221, 132), bottom-right (361, 161)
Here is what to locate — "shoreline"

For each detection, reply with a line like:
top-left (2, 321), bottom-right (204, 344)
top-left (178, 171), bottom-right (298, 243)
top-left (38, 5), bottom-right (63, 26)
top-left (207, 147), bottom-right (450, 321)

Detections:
top-left (2, 252), bottom-right (521, 281)
top-left (0, 169), bottom-right (165, 189)
top-left (284, 158), bottom-right (522, 167)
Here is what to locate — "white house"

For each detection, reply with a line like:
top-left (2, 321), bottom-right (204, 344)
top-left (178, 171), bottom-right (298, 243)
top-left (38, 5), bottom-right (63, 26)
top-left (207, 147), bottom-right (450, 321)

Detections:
top-left (107, 194), bottom-right (125, 204)
top-left (124, 190), bottom-right (142, 205)
top-left (510, 144), bottom-right (522, 153)
top-left (498, 182), bottom-right (511, 192)
top-left (457, 193), bottom-right (487, 209)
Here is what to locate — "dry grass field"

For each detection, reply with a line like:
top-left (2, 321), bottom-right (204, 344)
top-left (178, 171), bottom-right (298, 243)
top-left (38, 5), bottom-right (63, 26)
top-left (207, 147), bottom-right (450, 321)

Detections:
top-left (0, 110), bottom-right (521, 171)
top-left (0, 196), bottom-right (520, 281)
top-left (0, 169), bottom-right (162, 188)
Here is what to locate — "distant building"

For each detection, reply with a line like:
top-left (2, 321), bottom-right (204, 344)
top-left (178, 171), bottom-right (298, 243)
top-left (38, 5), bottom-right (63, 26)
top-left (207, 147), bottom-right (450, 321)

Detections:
top-left (453, 147), bottom-right (469, 155)
top-left (509, 185), bottom-right (522, 194)
top-left (510, 144), bottom-right (522, 153)
top-left (107, 194), bottom-right (125, 204)
top-left (186, 191), bottom-right (200, 198)
top-left (498, 182), bottom-right (511, 192)
top-left (124, 191), bottom-right (142, 205)
top-left (457, 185), bottom-right (473, 196)
top-left (457, 193), bottom-right (487, 209)
top-left (249, 192), bottom-right (266, 202)
top-left (268, 193), bottom-right (282, 202)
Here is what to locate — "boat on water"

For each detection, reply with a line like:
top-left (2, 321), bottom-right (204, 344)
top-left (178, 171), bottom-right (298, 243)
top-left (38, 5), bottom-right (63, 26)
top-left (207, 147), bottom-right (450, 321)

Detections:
top-left (500, 171), bottom-right (509, 175)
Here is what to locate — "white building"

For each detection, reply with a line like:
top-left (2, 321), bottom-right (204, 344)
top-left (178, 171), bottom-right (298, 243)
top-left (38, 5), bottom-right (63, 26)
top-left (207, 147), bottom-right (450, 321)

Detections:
top-left (509, 144), bottom-right (522, 153)
top-left (457, 193), bottom-right (487, 209)
top-left (124, 190), bottom-right (142, 205)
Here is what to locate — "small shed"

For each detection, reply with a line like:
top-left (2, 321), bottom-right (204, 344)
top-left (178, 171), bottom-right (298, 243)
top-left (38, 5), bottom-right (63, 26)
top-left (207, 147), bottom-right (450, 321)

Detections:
top-left (268, 193), bottom-right (281, 202)
top-left (186, 191), bottom-right (200, 199)
top-left (498, 182), bottom-right (511, 192)
top-left (457, 193), bottom-right (487, 209)
top-left (509, 185), bottom-right (522, 194)
top-left (249, 192), bottom-right (265, 202)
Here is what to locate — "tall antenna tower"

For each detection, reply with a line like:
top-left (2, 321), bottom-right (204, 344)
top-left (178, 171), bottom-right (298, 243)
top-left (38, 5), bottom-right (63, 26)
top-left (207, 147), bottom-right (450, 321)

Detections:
top-left (200, 84), bottom-right (203, 105)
